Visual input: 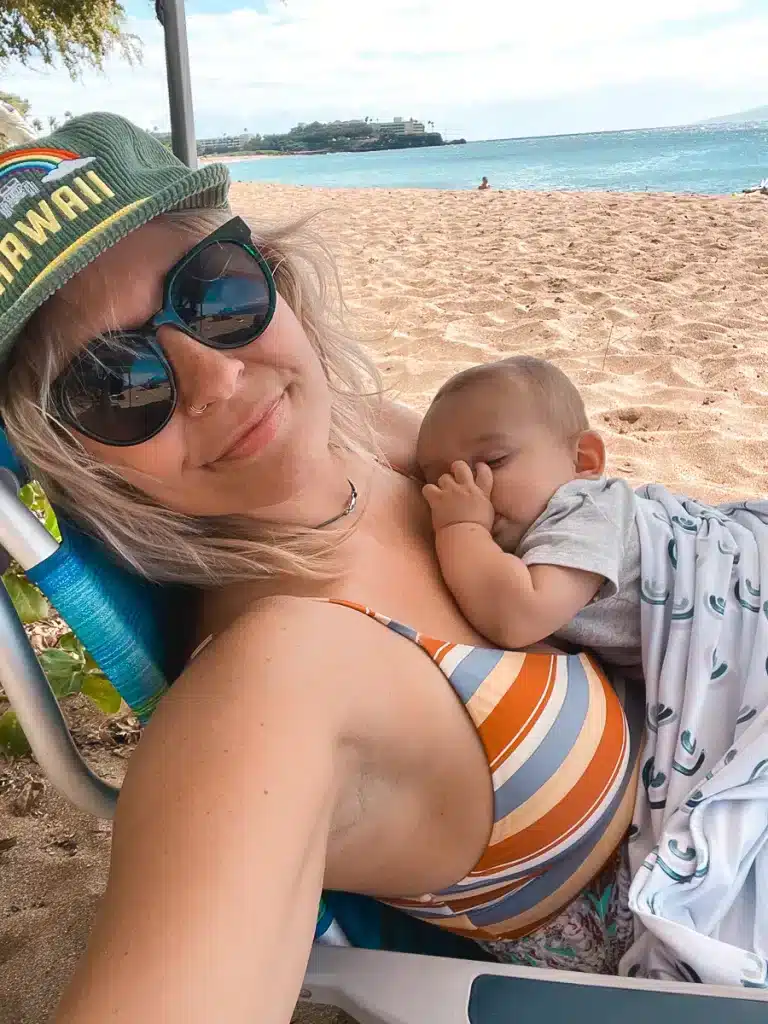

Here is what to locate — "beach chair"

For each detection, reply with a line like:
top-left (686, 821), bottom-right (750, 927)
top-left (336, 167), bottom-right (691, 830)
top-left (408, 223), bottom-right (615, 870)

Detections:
top-left (1, 427), bottom-right (767, 1022)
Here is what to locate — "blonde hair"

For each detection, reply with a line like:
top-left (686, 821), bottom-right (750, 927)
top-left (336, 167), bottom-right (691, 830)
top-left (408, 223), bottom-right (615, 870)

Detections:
top-left (431, 355), bottom-right (589, 441)
top-left (0, 208), bottom-right (383, 586)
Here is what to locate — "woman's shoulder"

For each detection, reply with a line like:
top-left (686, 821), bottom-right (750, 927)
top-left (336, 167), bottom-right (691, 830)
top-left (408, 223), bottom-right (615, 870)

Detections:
top-left (176, 595), bottom-right (377, 744)
top-left (198, 593), bottom-right (358, 663)
top-left (193, 594), bottom-right (417, 703)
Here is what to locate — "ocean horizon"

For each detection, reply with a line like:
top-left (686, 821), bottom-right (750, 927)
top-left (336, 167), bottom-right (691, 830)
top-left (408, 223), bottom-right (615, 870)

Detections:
top-left (227, 122), bottom-right (768, 195)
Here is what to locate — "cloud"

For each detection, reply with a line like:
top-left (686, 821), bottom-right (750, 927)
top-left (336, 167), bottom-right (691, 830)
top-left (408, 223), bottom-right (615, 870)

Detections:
top-left (3, 0), bottom-right (768, 138)
top-left (40, 156), bottom-right (96, 182)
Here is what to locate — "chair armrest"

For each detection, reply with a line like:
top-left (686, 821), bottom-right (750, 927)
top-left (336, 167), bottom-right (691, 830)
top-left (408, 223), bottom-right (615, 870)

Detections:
top-left (302, 946), bottom-right (768, 1024)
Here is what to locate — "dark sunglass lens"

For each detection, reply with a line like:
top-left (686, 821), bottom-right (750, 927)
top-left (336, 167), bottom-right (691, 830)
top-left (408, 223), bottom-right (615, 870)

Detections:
top-left (171, 241), bottom-right (273, 348)
top-left (61, 337), bottom-right (174, 445)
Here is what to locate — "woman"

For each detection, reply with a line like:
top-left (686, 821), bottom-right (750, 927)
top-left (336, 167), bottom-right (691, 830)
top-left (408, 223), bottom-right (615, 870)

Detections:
top-left (0, 114), bottom-right (641, 1023)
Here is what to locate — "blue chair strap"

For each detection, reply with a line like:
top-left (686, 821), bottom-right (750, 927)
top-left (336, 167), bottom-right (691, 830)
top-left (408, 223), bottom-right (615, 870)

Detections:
top-left (27, 522), bottom-right (195, 722)
top-left (0, 426), bottom-right (26, 483)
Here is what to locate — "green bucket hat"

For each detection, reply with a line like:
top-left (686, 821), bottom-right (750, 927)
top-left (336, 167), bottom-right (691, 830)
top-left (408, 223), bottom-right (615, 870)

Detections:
top-left (0, 111), bottom-right (230, 367)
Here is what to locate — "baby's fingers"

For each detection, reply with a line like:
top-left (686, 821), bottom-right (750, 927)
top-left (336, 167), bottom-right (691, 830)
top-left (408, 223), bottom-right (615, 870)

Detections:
top-left (437, 472), bottom-right (459, 492)
top-left (451, 461), bottom-right (475, 487)
top-left (475, 462), bottom-right (494, 496)
top-left (422, 483), bottom-right (442, 507)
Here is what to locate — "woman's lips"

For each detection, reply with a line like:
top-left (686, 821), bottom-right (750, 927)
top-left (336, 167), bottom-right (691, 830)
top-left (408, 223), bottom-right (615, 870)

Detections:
top-left (215, 392), bottom-right (286, 463)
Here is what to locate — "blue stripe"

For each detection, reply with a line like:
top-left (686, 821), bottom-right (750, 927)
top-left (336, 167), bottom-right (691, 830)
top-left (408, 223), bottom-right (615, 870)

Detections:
top-left (446, 646), bottom-right (506, 704)
top-left (438, 768), bottom-right (627, 898)
top-left (436, 673), bottom-right (643, 905)
top-left (466, 841), bottom-right (600, 926)
top-left (463, 774), bottom-right (633, 924)
top-left (492, 654), bottom-right (590, 820)
top-left (385, 619), bottom-right (420, 643)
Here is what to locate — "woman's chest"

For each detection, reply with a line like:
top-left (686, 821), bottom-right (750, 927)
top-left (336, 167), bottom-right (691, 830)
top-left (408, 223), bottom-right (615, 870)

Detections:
top-left (203, 477), bottom-right (489, 647)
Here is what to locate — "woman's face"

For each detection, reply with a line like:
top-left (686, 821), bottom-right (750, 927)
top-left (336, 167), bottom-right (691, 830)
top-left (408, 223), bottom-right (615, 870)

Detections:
top-left (37, 218), bottom-right (334, 518)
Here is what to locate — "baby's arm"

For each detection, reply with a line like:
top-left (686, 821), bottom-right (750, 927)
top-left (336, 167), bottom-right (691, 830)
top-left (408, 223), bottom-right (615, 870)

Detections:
top-left (423, 463), bottom-right (603, 649)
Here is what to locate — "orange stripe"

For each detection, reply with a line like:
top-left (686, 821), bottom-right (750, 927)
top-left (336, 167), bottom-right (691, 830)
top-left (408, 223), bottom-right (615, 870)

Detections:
top-left (0, 146), bottom-right (78, 164)
top-left (330, 598), bottom-right (369, 616)
top-left (474, 665), bottom-right (627, 870)
top-left (419, 635), bottom-right (455, 661)
top-left (476, 654), bottom-right (557, 768)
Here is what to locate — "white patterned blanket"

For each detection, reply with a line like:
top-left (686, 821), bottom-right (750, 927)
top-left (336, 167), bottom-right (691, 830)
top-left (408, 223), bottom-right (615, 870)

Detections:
top-left (621, 485), bottom-right (768, 989)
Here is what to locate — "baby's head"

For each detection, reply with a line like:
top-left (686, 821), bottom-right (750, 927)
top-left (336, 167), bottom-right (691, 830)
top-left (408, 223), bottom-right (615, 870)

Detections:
top-left (416, 357), bottom-right (605, 549)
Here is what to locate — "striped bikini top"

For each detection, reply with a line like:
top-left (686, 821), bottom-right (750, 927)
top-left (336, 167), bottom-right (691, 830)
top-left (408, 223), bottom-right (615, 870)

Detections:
top-left (330, 600), bottom-right (644, 942)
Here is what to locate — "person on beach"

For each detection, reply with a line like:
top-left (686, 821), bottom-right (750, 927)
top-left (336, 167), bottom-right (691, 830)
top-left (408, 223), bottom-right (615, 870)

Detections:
top-left (0, 115), bottom-right (642, 1022)
top-left (478, 176), bottom-right (490, 189)
top-left (416, 355), bottom-right (768, 986)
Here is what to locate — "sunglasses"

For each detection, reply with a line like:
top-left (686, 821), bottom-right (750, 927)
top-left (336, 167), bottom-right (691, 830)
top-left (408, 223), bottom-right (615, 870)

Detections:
top-left (52, 216), bottom-right (277, 447)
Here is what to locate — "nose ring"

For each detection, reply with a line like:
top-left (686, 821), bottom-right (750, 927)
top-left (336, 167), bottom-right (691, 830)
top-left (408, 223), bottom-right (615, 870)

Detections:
top-left (188, 402), bottom-right (209, 416)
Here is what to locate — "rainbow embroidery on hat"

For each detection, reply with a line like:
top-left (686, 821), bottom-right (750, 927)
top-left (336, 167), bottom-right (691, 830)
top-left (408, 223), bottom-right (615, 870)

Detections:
top-left (0, 147), bottom-right (131, 299)
top-left (0, 147), bottom-right (94, 183)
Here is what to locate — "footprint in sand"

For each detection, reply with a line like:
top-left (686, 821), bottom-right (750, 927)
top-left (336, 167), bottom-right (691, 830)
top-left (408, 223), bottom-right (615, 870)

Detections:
top-left (603, 307), bottom-right (639, 324)
top-left (680, 321), bottom-right (729, 340)
top-left (574, 289), bottom-right (610, 306)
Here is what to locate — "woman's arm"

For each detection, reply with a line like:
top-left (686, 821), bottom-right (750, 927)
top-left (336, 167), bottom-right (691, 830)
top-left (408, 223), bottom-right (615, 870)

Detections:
top-left (55, 598), bottom-right (359, 1024)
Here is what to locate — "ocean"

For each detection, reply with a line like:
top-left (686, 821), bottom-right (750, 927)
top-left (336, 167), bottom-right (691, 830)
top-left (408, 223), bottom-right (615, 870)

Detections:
top-left (227, 123), bottom-right (768, 194)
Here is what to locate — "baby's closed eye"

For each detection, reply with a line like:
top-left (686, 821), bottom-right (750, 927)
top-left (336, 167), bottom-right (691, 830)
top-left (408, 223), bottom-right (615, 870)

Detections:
top-left (480, 453), bottom-right (513, 470)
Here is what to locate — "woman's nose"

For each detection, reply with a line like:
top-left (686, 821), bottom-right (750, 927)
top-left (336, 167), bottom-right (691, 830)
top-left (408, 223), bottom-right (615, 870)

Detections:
top-left (159, 327), bottom-right (245, 412)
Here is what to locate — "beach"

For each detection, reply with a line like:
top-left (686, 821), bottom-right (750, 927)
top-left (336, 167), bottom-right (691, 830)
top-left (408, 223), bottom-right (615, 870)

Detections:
top-left (2, 183), bottom-right (768, 1023)
top-left (240, 182), bottom-right (768, 503)
top-left (198, 151), bottom-right (279, 164)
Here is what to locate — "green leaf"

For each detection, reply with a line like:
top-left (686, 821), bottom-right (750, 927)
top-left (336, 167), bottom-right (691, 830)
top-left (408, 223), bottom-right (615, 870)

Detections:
top-left (0, 710), bottom-right (31, 756)
top-left (43, 504), bottom-right (61, 543)
top-left (57, 632), bottom-right (82, 655)
top-left (38, 648), bottom-right (85, 698)
top-left (2, 574), bottom-right (50, 624)
top-left (18, 482), bottom-right (61, 542)
top-left (81, 673), bottom-right (121, 715)
top-left (83, 649), bottom-right (101, 674)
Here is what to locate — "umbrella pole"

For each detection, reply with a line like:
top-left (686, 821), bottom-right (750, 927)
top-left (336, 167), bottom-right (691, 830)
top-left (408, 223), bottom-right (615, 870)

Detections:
top-left (157, 0), bottom-right (198, 168)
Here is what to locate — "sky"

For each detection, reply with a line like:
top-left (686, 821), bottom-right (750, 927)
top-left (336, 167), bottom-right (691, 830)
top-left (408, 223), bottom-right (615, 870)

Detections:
top-left (3, 0), bottom-right (768, 141)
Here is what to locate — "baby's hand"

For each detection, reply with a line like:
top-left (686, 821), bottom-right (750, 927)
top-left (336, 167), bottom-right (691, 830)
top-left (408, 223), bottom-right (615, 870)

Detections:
top-left (422, 461), bottom-right (495, 532)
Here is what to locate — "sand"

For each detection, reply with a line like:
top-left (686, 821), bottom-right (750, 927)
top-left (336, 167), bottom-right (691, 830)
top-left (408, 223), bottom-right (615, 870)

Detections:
top-left (199, 152), bottom-right (279, 164)
top-left (3, 183), bottom-right (768, 1022)
top-left (236, 183), bottom-right (768, 503)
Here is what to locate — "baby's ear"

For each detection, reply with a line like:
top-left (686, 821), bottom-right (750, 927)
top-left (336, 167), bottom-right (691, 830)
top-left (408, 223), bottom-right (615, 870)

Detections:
top-left (574, 431), bottom-right (605, 478)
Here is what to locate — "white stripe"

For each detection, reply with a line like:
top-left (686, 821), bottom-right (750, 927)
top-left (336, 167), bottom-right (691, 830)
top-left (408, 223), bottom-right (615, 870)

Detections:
top-left (490, 656), bottom-right (568, 789)
top-left (387, 902), bottom-right (457, 918)
top-left (478, 726), bottom-right (631, 879)
top-left (465, 651), bottom-right (527, 729)
top-left (437, 643), bottom-right (476, 678)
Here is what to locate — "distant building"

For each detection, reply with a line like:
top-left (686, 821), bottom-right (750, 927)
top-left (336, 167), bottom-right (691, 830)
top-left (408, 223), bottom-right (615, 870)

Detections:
top-left (371, 116), bottom-right (425, 136)
top-left (196, 133), bottom-right (249, 155)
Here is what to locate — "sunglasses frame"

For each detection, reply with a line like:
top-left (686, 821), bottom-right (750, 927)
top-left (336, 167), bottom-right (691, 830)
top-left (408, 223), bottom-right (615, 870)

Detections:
top-left (54, 216), bottom-right (277, 447)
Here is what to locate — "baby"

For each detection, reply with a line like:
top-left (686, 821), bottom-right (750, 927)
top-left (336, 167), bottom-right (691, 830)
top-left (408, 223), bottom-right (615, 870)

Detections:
top-left (416, 355), bottom-right (642, 675)
top-left (417, 357), bottom-right (768, 988)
